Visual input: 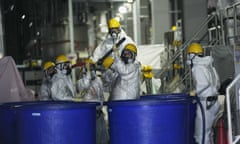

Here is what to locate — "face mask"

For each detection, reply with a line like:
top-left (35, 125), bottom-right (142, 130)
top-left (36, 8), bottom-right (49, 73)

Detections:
top-left (186, 54), bottom-right (195, 66)
top-left (121, 49), bottom-right (135, 64)
top-left (111, 32), bottom-right (118, 40)
top-left (66, 68), bottom-right (72, 75)
top-left (45, 68), bottom-right (56, 80)
top-left (62, 69), bottom-right (67, 75)
top-left (91, 70), bottom-right (96, 80)
top-left (186, 59), bottom-right (192, 66)
top-left (128, 59), bottom-right (134, 64)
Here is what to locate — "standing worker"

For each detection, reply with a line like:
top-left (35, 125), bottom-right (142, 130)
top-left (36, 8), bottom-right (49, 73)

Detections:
top-left (39, 61), bottom-right (57, 100)
top-left (77, 65), bottom-right (104, 103)
top-left (187, 43), bottom-right (220, 144)
top-left (55, 54), bottom-right (76, 97)
top-left (102, 43), bottom-right (141, 100)
top-left (77, 65), bottom-right (108, 144)
top-left (89, 18), bottom-right (135, 65)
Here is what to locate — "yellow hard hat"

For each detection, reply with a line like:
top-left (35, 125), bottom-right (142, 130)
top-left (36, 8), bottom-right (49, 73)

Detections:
top-left (143, 72), bottom-right (154, 79)
top-left (142, 65), bottom-right (152, 72)
top-left (43, 61), bottom-right (55, 71)
top-left (171, 25), bottom-right (177, 31)
top-left (103, 56), bottom-right (114, 69)
top-left (124, 43), bottom-right (137, 54)
top-left (55, 55), bottom-right (69, 64)
top-left (108, 18), bottom-right (120, 29)
top-left (142, 65), bottom-right (153, 79)
top-left (173, 63), bottom-right (182, 69)
top-left (187, 43), bottom-right (203, 54)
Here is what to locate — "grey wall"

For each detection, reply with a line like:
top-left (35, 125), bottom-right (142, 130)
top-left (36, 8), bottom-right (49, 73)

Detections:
top-left (151, 0), bottom-right (170, 44)
top-left (182, 0), bottom-right (208, 43)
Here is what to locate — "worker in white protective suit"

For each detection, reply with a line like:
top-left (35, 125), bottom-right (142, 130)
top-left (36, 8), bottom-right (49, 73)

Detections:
top-left (77, 64), bottom-right (108, 144)
top-left (88, 18), bottom-right (135, 65)
top-left (39, 61), bottom-right (57, 100)
top-left (46, 55), bottom-right (77, 101)
top-left (55, 55), bottom-right (76, 98)
top-left (77, 65), bottom-right (104, 103)
top-left (187, 43), bottom-right (220, 144)
top-left (140, 65), bottom-right (161, 95)
top-left (102, 43), bottom-right (141, 100)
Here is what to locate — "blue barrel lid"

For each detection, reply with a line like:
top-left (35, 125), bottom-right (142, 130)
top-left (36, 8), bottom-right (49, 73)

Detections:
top-left (107, 97), bottom-right (193, 107)
top-left (141, 93), bottom-right (189, 98)
top-left (16, 101), bottom-right (99, 110)
top-left (0, 100), bottom-right (72, 109)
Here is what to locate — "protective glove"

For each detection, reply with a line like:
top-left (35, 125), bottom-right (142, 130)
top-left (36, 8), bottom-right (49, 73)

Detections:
top-left (73, 98), bottom-right (83, 102)
top-left (189, 90), bottom-right (196, 96)
top-left (84, 58), bottom-right (94, 65)
top-left (102, 56), bottom-right (114, 69)
top-left (142, 65), bottom-right (154, 79)
top-left (113, 45), bottom-right (119, 57)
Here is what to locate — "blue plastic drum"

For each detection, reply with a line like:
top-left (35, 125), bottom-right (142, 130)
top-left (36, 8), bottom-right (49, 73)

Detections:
top-left (0, 101), bottom-right (69, 144)
top-left (16, 102), bottom-right (98, 144)
top-left (107, 93), bottom-right (196, 144)
top-left (0, 102), bottom-right (19, 144)
top-left (141, 93), bottom-right (196, 144)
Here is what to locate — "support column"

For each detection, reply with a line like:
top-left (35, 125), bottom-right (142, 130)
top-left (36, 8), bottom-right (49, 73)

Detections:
top-left (133, 0), bottom-right (141, 45)
top-left (0, 6), bottom-right (4, 58)
top-left (182, 0), bottom-right (208, 43)
top-left (151, 0), bottom-right (170, 44)
top-left (68, 0), bottom-right (76, 83)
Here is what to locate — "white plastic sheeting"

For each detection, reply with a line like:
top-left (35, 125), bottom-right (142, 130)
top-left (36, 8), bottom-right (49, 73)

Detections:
top-left (136, 44), bottom-right (166, 69)
top-left (0, 56), bottom-right (35, 103)
top-left (137, 44), bottom-right (165, 94)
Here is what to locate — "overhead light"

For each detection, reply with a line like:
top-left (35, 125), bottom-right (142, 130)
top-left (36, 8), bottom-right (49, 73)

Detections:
top-left (29, 22), bottom-right (33, 28)
top-left (36, 32), bottom-right (40, 36)
top-left (21, 14), bottom-right (26, 20)
top-left (10, 5), bottom-right (15, 11)
top-left (127, 0), bottom-right (133, 3)
top-left (119, 6), bottom-right (128, 14)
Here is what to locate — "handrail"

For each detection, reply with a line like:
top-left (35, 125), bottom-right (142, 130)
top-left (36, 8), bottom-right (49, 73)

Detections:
top-left (159, 13), bottom-right (217, 77)
top-left (159, 13), bottom-right (220, 93)
top-left (226, 74), bottom-right (240, 144)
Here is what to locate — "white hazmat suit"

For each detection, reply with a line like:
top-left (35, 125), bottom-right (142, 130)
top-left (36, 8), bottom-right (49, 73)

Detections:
top-left (77, 72), bottom-right (104, 103)
top-left (55, 55), bottom-right (76, 98)
top-left (191, 55), bottom-right (220, 144)
top-left (91, 29), bottom-right (135, 64)
top-left (39, 79), bottom-right (52, 100)
top-left (104, 55), bottom-right (141, 100)
top-left (50, 73), bottom-right (75, 101)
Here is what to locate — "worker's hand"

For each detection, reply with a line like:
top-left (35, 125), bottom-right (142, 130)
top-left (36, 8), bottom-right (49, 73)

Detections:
top-left (113, 45), bottom-right (119, 57)
top-left (189, 90), bottom-right (196, 96)
top-left (73, 98), bottom-right (82, 102)
top-left (141, 65), bottom-right (154, 79)
top-left (102, 56), bottom-right (114, 69)
top-left (84, 58), bottom-right (94, 65)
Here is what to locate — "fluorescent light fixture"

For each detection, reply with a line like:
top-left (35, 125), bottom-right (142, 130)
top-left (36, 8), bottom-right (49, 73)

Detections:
top-left (119, 6), bottom-right (127, 14)
top-left (21, 14), bottom-right (26, 20)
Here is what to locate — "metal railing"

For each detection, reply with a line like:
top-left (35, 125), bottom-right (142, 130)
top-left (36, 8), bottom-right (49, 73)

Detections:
top-left (226, 74), bottom-right (240, 144)
top-left (160, 13), bottom-right (220, 93)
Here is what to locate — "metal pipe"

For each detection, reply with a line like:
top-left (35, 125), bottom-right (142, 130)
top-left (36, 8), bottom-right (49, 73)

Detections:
top-left (0, 6), bottom-right (4, 58)
top-left (133, 0), bottom-right (141, 45)
top-left (68, 0), bottom-right (76, 83)
top-left (68, 0), bottom-right (74, 53)
top-left (226, 74), bottom-right (240, 144)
